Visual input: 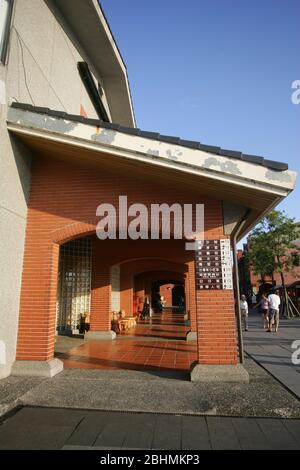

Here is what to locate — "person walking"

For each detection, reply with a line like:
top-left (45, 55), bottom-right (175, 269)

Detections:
top-left (254, 293), bottom-right (269, 329)
top-left (267, 290), bottom-right (281, 332)
top-left (240, 294), bottom-right (249, 332)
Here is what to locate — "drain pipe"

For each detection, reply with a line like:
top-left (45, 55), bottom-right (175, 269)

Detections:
top-left (231, 210), bottom-right (251, 364)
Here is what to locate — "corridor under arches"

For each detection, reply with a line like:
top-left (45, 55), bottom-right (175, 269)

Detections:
top-left (56, 311), bottom-right (197, 374)
top-left (54, 234), bottom-right (197, 374)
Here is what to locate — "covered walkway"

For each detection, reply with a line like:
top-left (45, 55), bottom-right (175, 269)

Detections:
top-left (55, 310), bottom-right (196, 372)
top-left (7, 103), bottom-right (296, 381)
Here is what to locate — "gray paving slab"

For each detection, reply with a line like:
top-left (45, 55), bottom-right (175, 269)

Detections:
top-left (288, 384), bottom-right (300, 397)
top-left (181, 415), bottom-right (211, 450)
top-left (231, 418), bottom-right (271, 450)
top-left (66, 411), bottom-right (108, 446)
top-left (1, 407), bottom-right (300, 450)
top-left (281, 420), bottom-right (300, 446)
top-left (206, 417), bottom-right (241, 450)
top-left (122, 413), bottom-right (156, 450)
top-left (244, 313), bottom-right (300, 399)
top-left (207, 417), bottom-right (241, 450)
top-left (257, 418), bottom-right (299, 449)
top-left (0, 423), bottom-right (74, 450)
top-left (151, 415), bottom-right (182, 450)
top-left (3, 405), bottom-right (86, 427)
top-left (93, 412), bottom-right (134, 448)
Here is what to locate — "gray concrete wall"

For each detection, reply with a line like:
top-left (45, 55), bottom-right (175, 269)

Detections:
top-left (0, 0), bottom-right (110, 378)
top-left (6, 0), bottom-right (110, 118)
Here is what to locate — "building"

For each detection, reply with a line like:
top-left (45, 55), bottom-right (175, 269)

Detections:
top-left (0, 0), bottom-right (134, 379)
top-left (238, 240), bottom-right (300, 298)
top-left (0, 0), bottom-right (297, 381)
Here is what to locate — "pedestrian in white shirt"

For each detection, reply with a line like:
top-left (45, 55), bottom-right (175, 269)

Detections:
top-left (267, 290), bottom-right (281, 332)
top-left (240, 295), bottom-right (249, 331)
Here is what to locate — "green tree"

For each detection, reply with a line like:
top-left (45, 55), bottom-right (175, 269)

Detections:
top-left (245, 236), bottom-right (275, 284)
top-left (247, 210), bottom-right (300, 317)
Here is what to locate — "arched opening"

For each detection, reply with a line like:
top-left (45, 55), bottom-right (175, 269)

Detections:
top-left (53, 235), bottom-right (197, 376)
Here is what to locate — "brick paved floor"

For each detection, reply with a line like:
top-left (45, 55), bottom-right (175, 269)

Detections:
top-left (57, 310), bottom-right (197, 372)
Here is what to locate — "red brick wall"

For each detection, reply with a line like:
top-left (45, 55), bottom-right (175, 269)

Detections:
top-left (16, 155), bottom-right (237, 365)
top-left (196, 290), bottom-right (237, 364)
top-left (195, 214), bottom-right (237, 364)
top-left (250, 268), bottom-right (300, 292)
top-left (90, 239), bottom-right (111, 331)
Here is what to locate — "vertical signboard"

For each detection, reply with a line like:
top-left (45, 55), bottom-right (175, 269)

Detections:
top-left (195, 239), bottom-right (233, 290)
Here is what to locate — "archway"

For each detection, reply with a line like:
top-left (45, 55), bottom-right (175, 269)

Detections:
top-left (53, 236), bottom-right (197, 375)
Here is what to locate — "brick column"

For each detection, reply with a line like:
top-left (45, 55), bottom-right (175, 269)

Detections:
top-left (12, 237), bottom-right (63, 377)
top-left (196, 289), bottom-right (237, 364)
top-left (186, 260), bottom-right (197, 341)
top-left (190, 238), bottom-right (249, 383)
top-left (87, 240), bottom-right (114, 340)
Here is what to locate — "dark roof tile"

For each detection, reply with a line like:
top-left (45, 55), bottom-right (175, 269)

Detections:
top-left (180, 139), bottom-right (200, 149)
top-left (139, 131), bottom-right (160, 139)
top-left (220, 149), bottom-right (242, 159)
top-left (264, 160), bottom-right (288, 171)
top-left (198, 144), bottom-right (221, 153)
top-left (242, 154), bottom-right (264, 165)
top-left (159, 135), bottom-right (181, 144)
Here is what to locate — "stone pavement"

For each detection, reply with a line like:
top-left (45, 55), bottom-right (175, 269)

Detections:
top-left (1, 310), bottom-right (300, 452)
top-left (0, 406), bottom-right (300, 450)
top-left (1, 354), bottom-right (300, 419)
top-left (244, 312), bottom-right (300, 399)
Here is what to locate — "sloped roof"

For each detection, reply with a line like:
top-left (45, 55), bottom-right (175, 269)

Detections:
top-left (10, 102), bottom-right (288, 172)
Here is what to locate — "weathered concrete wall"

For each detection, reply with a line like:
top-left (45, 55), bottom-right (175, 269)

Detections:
top-left (0, 128), bottom-right (32, 378)
top-left (0, 0), bottom-right (110, 378)
top-left (6, 0), bottom-right (110, 118)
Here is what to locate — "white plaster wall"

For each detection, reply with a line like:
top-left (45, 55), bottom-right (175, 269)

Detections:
top-left (0, 0), bottom-right (111, 378)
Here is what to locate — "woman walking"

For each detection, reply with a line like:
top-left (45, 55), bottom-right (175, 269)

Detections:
top-left (254, 294), bottom-right (269, 329)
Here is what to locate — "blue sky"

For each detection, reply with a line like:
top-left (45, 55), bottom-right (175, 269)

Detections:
top-left (101, 0), bottom-right (299, 224)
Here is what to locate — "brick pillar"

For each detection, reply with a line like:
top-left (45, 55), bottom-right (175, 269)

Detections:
top-left (196, 290), bottom-right (237, 364)
top-left (12, 237), bottom-right (63, 377)
top-left (16, 241), bottom-right (59, 361)
top-left (87, 239), bottom-right (114, 339)
top-left (184, 275), bottom-right (189, 314)
top-left (90, 264), bottom-right (111, 332)
top-left (190, 238), bottom-right (249, 382)
top-left (188, 260), bottom-right (197, 332)
top-left (186, 260), bottom-right (197, 340)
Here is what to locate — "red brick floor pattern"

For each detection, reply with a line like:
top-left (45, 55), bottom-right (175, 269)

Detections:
top-left (59, 310), bottom-right (197, 372)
